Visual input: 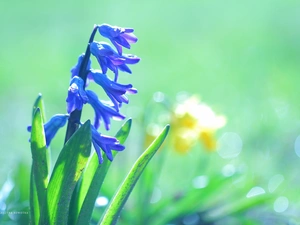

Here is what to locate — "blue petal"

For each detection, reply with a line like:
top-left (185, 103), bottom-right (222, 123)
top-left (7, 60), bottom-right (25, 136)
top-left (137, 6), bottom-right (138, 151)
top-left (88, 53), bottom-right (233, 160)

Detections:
top-left (71, 53), bottom-right (92, 78)
top-left (66, 76), bottom-right (88, 114)
top-left (91, 125), bottom-right (125, 163)
top-left (90, 71), bottom-right (137, 110)
top-left (44, 114), bottom-right (69, 146)
top-left (28, 114), bottom-right (69, 147)
top-left (98, 24), bottom-right (137, 55)
top-left (90, 41), bottom-right (140, 77)
top-left (86, 90), bottom-right (125, 130)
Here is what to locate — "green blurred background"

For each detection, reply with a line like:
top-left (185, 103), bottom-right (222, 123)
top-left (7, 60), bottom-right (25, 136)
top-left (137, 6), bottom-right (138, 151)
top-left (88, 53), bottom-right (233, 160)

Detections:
top-left (1, 0), bottom-right (300, 221)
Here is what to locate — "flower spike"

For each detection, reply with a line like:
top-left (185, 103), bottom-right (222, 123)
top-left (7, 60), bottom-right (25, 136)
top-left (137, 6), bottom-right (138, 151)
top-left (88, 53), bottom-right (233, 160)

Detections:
top-left (28, 23), bottom-right (139, 164)
top-left (86, 90), bottom-right (125, 130)
top-left (98, 23), bottom-right (138, 55)
top-left (91, 125), bottom-right (125, 163)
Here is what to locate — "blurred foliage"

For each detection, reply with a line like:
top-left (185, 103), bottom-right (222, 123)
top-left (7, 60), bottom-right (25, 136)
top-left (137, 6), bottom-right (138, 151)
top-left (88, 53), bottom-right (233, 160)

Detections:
top-left (1, 0), bottom-right (300, 224)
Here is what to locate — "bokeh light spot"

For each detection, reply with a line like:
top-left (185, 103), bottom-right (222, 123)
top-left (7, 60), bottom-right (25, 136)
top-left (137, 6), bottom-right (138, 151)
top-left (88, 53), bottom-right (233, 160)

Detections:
top-left (192, 175), bottom-right (209, 189)
top-left (95, 196), bottom-right (109, 207)
top-left (274, 196), bottom-right (289, 213)
top-left (294, 135), bottom-right (300, 157)
top-left (0, 178), bottom-right (14, 211)
top-left (150, 187), bottom-right (162, 204)
top-left (222, 164), bottom-right (236, 177)
top-left (153, 91), bottom-right (165, 102)
top-left (246, 186), bottom-right (265, 198)
top-left (217, 132), bottom-right (243, 159)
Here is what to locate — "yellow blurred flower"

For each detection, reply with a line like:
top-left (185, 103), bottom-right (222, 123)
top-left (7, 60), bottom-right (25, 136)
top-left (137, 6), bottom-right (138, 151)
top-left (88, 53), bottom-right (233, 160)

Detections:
top-left (171, 95), bottom-right (226, 153)
top-left (143, 94), bottom-right (226, 154)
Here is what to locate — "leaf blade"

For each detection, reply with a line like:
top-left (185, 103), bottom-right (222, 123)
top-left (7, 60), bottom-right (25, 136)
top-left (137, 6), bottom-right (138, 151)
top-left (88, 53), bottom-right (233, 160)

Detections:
top-left (99, 124), bottom-right (170, 225)
top-left (29, 170), bottom-right (40, 225)
top-left (70, 119), bottom-right (132, 225)
top-left (32, 93), bottom-right (46, 122)
top-left (39, 120), bottom-right (91, 225)
top-left (30, 108), bottom-right (49, 224)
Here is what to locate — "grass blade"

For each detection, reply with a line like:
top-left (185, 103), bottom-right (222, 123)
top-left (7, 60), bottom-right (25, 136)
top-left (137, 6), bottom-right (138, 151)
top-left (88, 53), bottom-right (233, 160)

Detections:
top-left (30, 108), bottom-right (49, 224)
top-left (69, 119), bottom-right (132, 225)
top-left (99, 124), bottom-right (170, 225)
top-left (39, 120), bottom-right (91, 225)
top-left (32, 93), bottom-right (46, 121)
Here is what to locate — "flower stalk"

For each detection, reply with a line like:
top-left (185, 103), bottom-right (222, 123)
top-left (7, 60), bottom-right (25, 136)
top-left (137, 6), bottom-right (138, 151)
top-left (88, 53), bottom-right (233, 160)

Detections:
top-left (64, 25), bottom-right (98, 143)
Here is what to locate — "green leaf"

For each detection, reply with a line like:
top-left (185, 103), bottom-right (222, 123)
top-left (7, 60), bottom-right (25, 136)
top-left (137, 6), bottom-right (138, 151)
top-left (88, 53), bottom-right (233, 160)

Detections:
top-left (39, 120), bottom-right (91, 225)
top-left (69, 119), bottom-right (132, 225)
top-left (29, 94), bottom-right (47, 225)
top-left (99, 124), bottom-right (170, 225)
top-left (30, 172), bottom-right (40, 225)
top-left (133, 146), bottom-right (168, 224)
top-left (32, 93), bottom-right (46, 121)
top-left (30, 108), bottom-right (49, 224)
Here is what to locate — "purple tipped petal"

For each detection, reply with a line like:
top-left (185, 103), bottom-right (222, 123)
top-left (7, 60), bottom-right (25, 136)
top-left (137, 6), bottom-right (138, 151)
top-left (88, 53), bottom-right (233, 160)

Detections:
top-left (118, 64), bottom-right (132, 74)
top-left (91, 125), bottom-right (125, 163)
top-left (121, 33), bottom-right (137, 43)
top-left (98, 24), bottom-right (138, 55)
top-left (86, 90), bottom-right (125, 130)
top-left (124, 28), bottom-right (134, 33)
top-left (115, 36), bottom-right (131, 49)
top-left (90, 70), bottom-right (137, 110)
top-left (123, 54), bottom-right (140, 64)
top-left (92, 140), bottom-right (104, 164)
top-left (90, 41), bottom-right (140, 78)
top-left (109, 57), bottom-right (126, 66)
top-left (99, 58), bottom-right (108, 74)
top-left (111, 143), bottom-right (125, 151)
top-left (112, 42), bottom-right (123, 55)
top-left (127, 88), bottom-right (138, 94)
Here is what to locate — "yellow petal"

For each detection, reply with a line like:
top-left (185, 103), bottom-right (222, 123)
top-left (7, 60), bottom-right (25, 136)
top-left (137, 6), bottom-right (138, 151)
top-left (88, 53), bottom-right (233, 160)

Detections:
top-left (199, 131), bottom-right (217, 152)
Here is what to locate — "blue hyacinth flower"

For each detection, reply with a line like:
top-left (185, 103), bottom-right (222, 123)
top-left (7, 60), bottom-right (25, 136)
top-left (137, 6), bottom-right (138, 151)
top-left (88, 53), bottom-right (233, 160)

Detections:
top-left (66, 76), bottom-right (89, 114)
top-left (27, 114), bottom-right (69, 147)
top-left (98, 23), bottom-right (138, 55)
top-left (89, 70), bottom-right (137, 110)
top-left (91, 125), bottom-right (125, 164)
top-left (86, 90), bottom-right (125, 130)
top-left (70, 53), bottom-right (92, 78)
top-left (90, 41), bottom-right (140, 81)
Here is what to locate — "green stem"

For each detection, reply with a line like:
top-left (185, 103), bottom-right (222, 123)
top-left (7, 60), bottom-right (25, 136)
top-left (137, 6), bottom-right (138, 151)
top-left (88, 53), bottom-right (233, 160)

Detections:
top-left (64, 25), bottom-right (98, 143)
